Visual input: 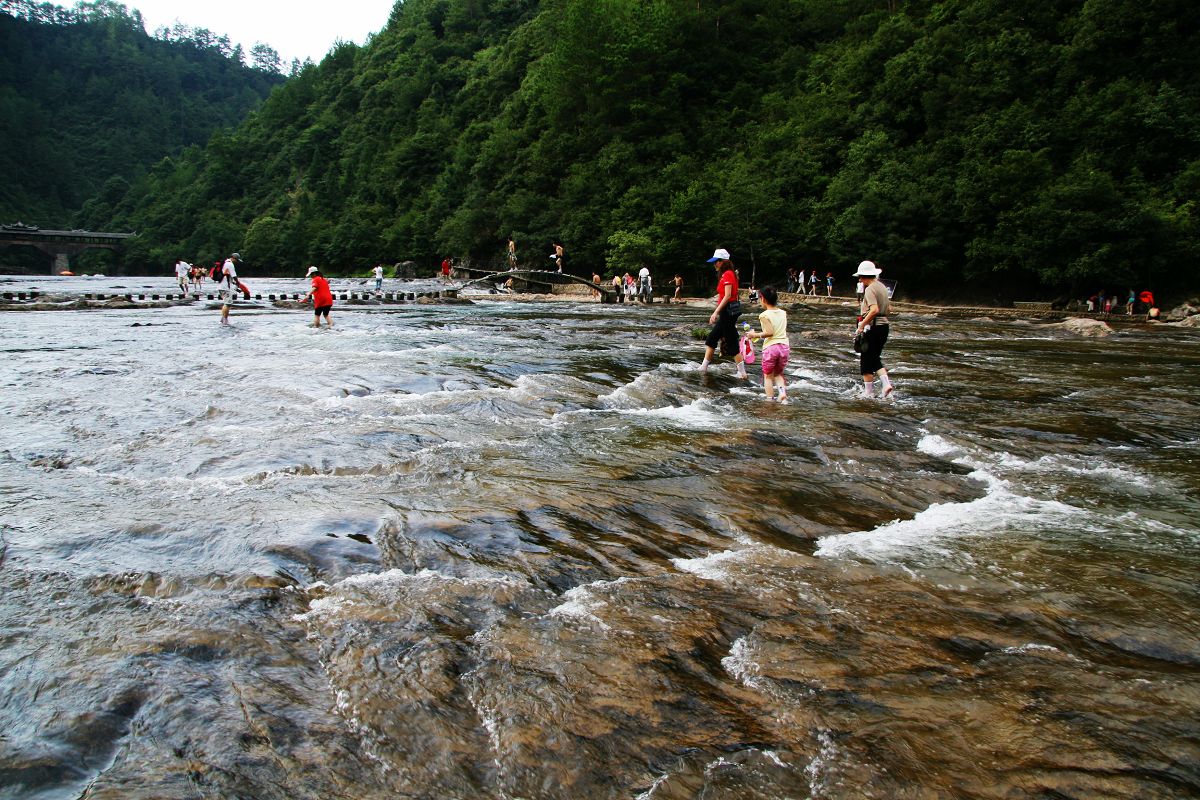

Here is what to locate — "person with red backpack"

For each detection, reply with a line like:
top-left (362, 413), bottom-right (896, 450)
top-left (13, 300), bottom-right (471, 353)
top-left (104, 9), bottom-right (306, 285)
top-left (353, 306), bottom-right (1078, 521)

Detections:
top-left (218, 253), bottom-right (243, 325)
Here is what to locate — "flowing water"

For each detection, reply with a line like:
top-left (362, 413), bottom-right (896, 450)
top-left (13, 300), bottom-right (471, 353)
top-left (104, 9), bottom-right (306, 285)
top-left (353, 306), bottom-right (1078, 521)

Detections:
top-left (1, 277), bottom-right (1198, 799)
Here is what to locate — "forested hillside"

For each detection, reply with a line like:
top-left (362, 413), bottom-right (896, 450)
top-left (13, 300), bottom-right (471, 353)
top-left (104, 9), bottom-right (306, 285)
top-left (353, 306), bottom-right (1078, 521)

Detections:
top-left (0, 0), bottom-right (285, 229)
top-left (79, 0), bottom-right (1199, 298)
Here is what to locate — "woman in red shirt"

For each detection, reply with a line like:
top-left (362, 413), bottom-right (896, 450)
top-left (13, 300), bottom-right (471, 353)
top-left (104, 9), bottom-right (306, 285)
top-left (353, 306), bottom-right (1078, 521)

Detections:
top-left (700, 248), bottom-right (747, 378)
top-left (302, 266), bottom-right (334, 328)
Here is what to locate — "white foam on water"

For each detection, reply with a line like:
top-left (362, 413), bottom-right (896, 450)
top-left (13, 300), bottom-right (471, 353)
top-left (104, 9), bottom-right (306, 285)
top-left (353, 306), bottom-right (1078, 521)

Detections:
top-left (917, 433), bottom-right (963, 458)
top-left (1020, 453), bottom-right (1157, 489)
top-left (1001, 643), bottom-right (1060, 655)
top-left (546, 577), bottom-right (634, 631)
top-left (295, 567), bottom-right (531, 623)
top-left (820, 431), bottom-right (1175, 562)
top-left (726, 385), bottom-right (763, 399)
top-left (815, 473), bottom-right (1080, 560)
top-left (660, 360), bottom-right (706, 374)
top-left (924, 432), bottom-right (1160, 492)
top-left (671, 547), bottom-right (755, 580)
top-left (635, 771), bottom-right (673, 800)
top-left (785, 366), bottom-right (845, 394)
top-left (560, 396), bottom-right (734, 431)
top-left (805, 728), bottom-right (844, 799)
top-left (721, 635), bottom-right (766, 690)
top-left (620, 397), bottom-right (734, 430)
top-left (597, 370), bottom-right (667, 407)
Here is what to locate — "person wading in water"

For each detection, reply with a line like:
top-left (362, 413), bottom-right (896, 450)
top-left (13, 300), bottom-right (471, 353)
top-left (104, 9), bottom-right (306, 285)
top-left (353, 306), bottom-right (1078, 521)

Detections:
top-left (699, 248), bottom-right (747, 379)
top-left (852, 261), bottom-right (894, 398)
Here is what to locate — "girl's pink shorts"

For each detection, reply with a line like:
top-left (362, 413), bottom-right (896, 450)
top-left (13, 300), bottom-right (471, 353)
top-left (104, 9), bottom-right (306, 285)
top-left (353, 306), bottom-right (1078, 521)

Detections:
top-left (761, 343), bottom-right (790, 375)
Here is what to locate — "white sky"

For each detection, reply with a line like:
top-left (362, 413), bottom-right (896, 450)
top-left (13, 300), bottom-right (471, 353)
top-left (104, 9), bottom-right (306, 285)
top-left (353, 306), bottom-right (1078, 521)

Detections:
top-left (127, 0), bottom-right (395, 66)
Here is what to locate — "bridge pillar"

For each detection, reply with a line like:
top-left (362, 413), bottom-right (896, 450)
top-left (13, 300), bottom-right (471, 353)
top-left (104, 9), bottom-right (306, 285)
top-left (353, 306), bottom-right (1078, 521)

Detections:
top-left (53, 253), bottom-right (70, 274)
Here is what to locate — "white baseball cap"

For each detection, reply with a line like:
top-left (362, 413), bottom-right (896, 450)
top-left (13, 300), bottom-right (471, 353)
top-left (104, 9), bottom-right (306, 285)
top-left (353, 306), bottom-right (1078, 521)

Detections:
top-left (852, 260), bottom-right (881, 277)
top-left (706, 248), bottom-right (731, 263)
top-left (305, 266), bottom-right (318, 276)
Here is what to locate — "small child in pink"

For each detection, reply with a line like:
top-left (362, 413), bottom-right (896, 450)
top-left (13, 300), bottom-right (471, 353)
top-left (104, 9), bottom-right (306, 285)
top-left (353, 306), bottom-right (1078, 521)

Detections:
top-left (746, 286), bottom-right (789, 402)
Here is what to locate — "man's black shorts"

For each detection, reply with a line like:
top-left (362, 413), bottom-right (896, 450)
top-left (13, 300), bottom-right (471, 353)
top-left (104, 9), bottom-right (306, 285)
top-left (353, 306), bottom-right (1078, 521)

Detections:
top-left (859, 324), bottom-right (889, 374)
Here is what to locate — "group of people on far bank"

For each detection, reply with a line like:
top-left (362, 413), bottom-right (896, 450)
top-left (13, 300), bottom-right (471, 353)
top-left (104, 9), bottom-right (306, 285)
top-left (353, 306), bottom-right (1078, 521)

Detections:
top-left (786, 267), bottom-right (835, 297)
top-left (594, 267), bottom-right (683, 304)
top-left (1087, 288), bottom-right (1159, 319)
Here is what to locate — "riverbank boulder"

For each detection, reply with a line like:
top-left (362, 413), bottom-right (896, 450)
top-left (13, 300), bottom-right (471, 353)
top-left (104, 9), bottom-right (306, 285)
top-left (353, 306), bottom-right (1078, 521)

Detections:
top-left (1048, 317), bottom-right (1114, 336)
top-left (1165, 314), bottom-right (1200, 328)
top-left (1165, 299), bottom-right (1200, 322)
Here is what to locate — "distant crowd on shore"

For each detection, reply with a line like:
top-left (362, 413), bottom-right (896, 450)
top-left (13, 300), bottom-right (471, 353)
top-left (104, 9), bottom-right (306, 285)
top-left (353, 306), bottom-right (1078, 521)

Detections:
top-left (1086, 288), bottom-right (1159, 319)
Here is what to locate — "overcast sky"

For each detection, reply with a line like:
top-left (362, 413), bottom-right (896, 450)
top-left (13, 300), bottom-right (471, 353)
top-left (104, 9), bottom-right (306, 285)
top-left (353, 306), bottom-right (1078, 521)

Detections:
top-left (128, 0), bottom-right (395, 66)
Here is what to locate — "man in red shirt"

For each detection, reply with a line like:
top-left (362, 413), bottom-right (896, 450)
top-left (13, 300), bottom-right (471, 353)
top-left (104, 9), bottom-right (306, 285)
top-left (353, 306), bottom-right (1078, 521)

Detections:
top-left (302, 266), bottom-right (334, 328)
top-left (700, 248), bottom-right (747, 378)
top-left (441, 258), bottom-right (452, 281)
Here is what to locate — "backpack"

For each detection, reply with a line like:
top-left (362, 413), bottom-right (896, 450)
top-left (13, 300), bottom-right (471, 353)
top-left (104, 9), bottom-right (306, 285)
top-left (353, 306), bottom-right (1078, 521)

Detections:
top-left (210, 265), bottom-right (223, 282)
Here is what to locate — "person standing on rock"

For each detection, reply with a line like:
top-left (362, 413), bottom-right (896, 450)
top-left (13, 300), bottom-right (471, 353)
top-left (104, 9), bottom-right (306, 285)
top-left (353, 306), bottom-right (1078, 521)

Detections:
top-left (852, 261), bottom-right (893, 398)
top-left (373, 264), bottom-right (384, 293)
top-left (699, 248), bottom-right (747, 379)
top-left (507, 237), bottom-right (517, 270)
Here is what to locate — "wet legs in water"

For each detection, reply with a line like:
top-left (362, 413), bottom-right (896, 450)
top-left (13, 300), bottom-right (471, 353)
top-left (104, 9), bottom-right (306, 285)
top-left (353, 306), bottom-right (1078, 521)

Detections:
top-left (700, 346), bottom-right (747, 379)
top-left (764, 372), bottom-right (787, 402)
top-left (861, 368), bottom-right (892, 398)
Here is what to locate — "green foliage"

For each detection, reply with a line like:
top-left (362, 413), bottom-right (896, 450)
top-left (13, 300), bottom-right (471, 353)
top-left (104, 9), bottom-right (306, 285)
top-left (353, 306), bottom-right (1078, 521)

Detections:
top-left (51, 0), bottom-right (1200, 296)
top-left (0, 0), bottom-right (283, 228)
top-left (605, 229), bottom-right (653, 276)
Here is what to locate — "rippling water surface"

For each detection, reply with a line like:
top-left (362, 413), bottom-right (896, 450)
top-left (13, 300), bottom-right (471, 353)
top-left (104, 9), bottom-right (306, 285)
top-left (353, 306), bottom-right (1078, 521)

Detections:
top-left (1, 277), bottom-right (1198, 799)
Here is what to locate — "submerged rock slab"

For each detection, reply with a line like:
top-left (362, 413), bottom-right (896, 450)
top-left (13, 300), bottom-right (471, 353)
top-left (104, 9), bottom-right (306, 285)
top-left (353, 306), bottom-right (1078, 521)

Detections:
top-left (1048, 317), bottom-right (1114, 337)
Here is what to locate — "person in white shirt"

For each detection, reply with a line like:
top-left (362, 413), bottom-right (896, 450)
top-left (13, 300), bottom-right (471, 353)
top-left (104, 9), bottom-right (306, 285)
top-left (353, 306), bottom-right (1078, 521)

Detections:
top-left (638, 266), bottom-right (652, 303)
top-left (219, 253), bottom-right (241, 325)
top-left (373, 264), bottom-right (384, 292)
top-left (174, 258), bottom-right (191, 296)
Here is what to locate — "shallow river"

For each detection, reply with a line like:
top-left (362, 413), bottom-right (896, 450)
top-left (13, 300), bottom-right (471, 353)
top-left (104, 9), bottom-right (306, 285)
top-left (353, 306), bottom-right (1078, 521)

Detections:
top-left (1, 277), bottom-right (1197, 799)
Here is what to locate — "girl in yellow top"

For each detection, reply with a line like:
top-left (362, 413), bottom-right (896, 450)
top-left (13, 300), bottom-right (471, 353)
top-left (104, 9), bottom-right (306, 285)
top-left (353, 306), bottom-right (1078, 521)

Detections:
top-left (746, 286), bottom-right (789, 402)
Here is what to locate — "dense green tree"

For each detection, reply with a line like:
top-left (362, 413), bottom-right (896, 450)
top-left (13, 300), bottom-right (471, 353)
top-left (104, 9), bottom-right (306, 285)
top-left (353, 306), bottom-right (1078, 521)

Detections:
top-left (32, 0), bottom-right (1200, 298)
top-left (0, 0), bottom-right (283, 228)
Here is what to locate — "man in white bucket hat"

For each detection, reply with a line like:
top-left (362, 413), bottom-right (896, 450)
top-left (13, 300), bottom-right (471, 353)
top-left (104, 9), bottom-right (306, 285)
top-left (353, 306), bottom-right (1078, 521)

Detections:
top-left (852, 260), bottom-right (894, 398)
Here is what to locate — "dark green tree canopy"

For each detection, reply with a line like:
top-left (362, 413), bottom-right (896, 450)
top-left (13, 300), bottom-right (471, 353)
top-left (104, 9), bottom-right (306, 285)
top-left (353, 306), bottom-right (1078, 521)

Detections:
top-left (0, 0), bottom-right (285, 228)
top-left (45, 0), bottom-right (1200, 296)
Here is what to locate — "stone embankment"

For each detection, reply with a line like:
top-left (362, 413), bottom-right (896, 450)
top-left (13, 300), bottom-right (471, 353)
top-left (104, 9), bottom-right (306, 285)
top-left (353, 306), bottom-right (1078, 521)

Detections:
top-left (0, 288), bottom-right (470, 311)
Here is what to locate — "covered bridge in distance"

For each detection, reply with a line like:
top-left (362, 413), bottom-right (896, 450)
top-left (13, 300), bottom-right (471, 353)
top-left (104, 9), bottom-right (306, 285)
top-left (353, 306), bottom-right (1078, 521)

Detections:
top-left (0, 223), bottom-right (135, 274)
